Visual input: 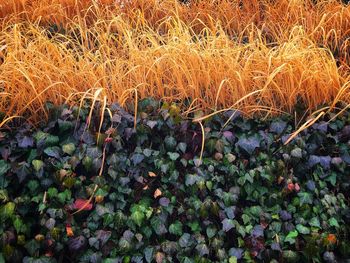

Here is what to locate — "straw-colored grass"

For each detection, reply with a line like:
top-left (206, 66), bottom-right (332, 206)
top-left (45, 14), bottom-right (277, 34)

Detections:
top-left (0, 0), bottom-right (349, 124)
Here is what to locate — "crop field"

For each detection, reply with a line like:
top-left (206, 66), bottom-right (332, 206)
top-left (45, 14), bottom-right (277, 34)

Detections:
top-left (0, 0), bottom-right (349, 124)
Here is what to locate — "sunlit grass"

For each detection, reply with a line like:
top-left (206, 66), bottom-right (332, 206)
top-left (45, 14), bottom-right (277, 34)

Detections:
top-left (0, 0), bottom-right (349, 124)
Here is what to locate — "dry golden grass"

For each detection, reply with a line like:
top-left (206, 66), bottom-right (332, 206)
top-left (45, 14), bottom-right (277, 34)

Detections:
top-left (0, 0), bottom-right (349, 124)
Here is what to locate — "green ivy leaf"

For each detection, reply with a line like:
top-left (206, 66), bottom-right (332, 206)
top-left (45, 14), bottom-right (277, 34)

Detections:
top-left (24, 240), bottom-right (40, 256)
top-left (13, 217), bottom-right (25, 233)
top-left (296, 224), bottom-right (310, 235)
top-left (32, 160), bottom-right (44, 172)
top-left (144, 247), bottom-right (154, 263)
top-left (177, 142), bottom-right (187, 154)
top-left (329, 217), bottom-right (339, 228)
top-left (27, 180), bottom-right (39, 193)
top-left (0, 160), bottom-right (10, 176)
top-left (298, 192), bottom-right (313, 205)
top-left (283, 250), bottom-right (300, 262)
top-left (309, 217), bottom-right (320, 228)
top-left (185, 174), bottom-right (199, 186)
top-left (131, 210), bottom-right (144, 227)
top-left (0, 160), bottom-right (10, 188)
top-left (169, 221), bottom-right (183, 236)
top-left (188, 221), bottom-right (200, 233)
top-left (62, 143), bottom-right (76, 155)
top-left (44, 146), bottom-right (61, 159)
top-left (167, 152), bottom-right (180, 161)
top-left (242, 214), bottom-right (251, 225)
top-left (47, 187), bottom-right (58, 198)
top-left (285, 230), bottom-right (298, 244)
top-left (0, 202), bottom-right (15, 221)
top-left (164, 136), bottom-right (177, 150)
top-left (222, 219), bottom-right (235, 232)
top-left (57, 189), bottom-right (71, 204)
top-left (206, 226), bottom-right (217, 239)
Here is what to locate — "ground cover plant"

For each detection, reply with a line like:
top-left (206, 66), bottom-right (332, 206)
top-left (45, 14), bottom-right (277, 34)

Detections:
top-left (0, 100), bottom-right (350, 262)
top-left (0, 0), bottom-right (349, 124)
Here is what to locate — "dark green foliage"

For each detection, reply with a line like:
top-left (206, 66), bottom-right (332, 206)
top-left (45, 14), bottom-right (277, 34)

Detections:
top-left (0, 100), bottom-right (349, 262)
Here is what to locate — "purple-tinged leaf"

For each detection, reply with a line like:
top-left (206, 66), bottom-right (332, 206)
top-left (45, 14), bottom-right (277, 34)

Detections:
top-left (339, 125), bottom-right (350, 142)
top-left (308, 155), bottom-right (320, 167)
top-left (45, 218), bottom-right (56, 230)
top-left (96, 204), bottom-right (112, 216)
top-left (0, 147), bottom-right (10, 160)
top-left (331, 157), bottom-right (342, 165)
top-left (291, 148), bottom-right (302, 158)
top-left (159, 197), bottom-right (170, 207)
top-left (279, 210), bottom-right (292, 221)
top-left (237, 136), bottom-right (260, 154)
top-left (193, 158), bottom-right (202, 167)
top-left (196, 244), bottom-right (209, 256)
top-left (185, 174), bottom-right (199, 186)
top-left (96, 230), bottom-right (111, 246)
top-left (312, 121), bottom-right (328, 133)
top-left (222, 219), bottom-right (235, 232)
top-left (68, 235), bottom-right (87, 252)
top-left (228, 247), bottom-right (244, 259)
top-left (180, 121), bottom-right (189, 132)
top-left (17, 136), bottom-right (34, 148)
top-left (112, 113), bottom-right (122, 123)
top-left (308, 155), bottom-right (331, 169)
top-left (14, 162), bottom-right (30, 183)
top-left (223, 131), bottom-right (235, 143)
top-left (122, 230), bottom-right (134, 242)
top-left (252, 225), bottom-right (264, 238)
top-left (323, 251), bottom-right (336, 262)
top-left (146, 120), bottom-right (157, 129)
top-left (131, 153), bottom-right (144, 165)
top-left (86, 147), bottom-right (102, 159)
top-left (281, 135), bottom-right (290, 144)
top-left (270, 120), bottom-right (287, 134)
top-left (306, 180), bottom-right (316, 191)
top-left (319, 156), bottom-right (331, 169)
top-left (223, 110), bottom-right (241, 121)
top-left (60, 108), bottom-right (72, 118)
top-left (341, 151), bottom-right (350, 164)
top-left (179, 233), bottom-right (192, 248)
top-left (225, 206), bottom-right (236, 219)
top-left (81, 130), bottom-right (95, 145)
top-left (44, 146), bottom-right (61, 159)
top-left (259, 130), bottom-right (273, 146)
top-left (90, 253), bottom-right (102, 263)
top-left (271, 242), bottom-right (281, 251)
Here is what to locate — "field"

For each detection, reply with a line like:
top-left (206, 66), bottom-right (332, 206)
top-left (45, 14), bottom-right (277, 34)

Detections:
top-left (0, 0), bottom-right (349, 124)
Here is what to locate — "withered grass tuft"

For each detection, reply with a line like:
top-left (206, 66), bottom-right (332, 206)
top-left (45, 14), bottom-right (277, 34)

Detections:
top-left (0, 0), bottom-right (349, 124)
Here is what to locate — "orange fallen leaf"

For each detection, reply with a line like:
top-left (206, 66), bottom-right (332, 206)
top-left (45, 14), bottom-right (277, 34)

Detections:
top-left (326, 234), bottom-right (337, 244)
top-left (35, 234), bottom-right (45, 242)
top-left (154, 188), bottom-right (162, 198)
top-left (95, 195), bottom-right (104, 203)
top-left (66, 225), bottom-right (74, 237)
top-left (148, 171), bottom-right (157, 177)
